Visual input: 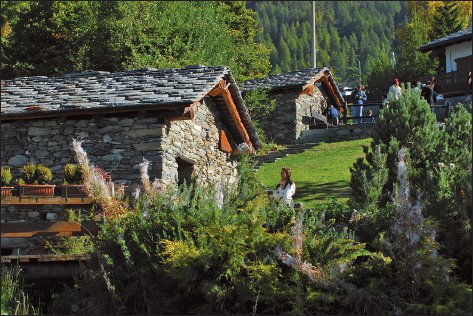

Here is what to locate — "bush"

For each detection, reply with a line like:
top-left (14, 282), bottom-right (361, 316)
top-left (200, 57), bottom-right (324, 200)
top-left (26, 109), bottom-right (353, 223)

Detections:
top-left (64, 163), bottom-right (85, 184)
top-left (1, 167), bottom-right (12, 186)
top-left (36, 164), bottom-right (53, 184)
top-left (20, 163), bottom-right (36, 185)
top-left (1, 266), bottom-right (38, 315)
top-left (19, 163), bottom-right (53, 185)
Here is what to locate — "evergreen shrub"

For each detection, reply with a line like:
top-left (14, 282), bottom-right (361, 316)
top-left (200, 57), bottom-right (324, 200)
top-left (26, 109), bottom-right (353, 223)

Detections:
top-left (1, 167), bottom-right (13, 186)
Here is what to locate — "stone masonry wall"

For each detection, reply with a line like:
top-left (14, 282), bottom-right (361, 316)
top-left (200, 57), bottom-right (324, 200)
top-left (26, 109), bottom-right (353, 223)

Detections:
top-left (160, 97), bottom-right (238, 188)
top-left (258, 86), bottom-right (326, 145)
top-left (295, 88), bottom-right (327, 140)
top-left (1, 115), bottom-right (166, 184)
top-left (1, 97), bottom-right (238, 225)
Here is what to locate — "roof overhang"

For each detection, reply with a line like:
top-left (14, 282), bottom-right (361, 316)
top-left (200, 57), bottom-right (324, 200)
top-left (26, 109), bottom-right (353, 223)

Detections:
top-left (419, 34), bottom-right (472, 52)
top-left (0, 102), bottom-right (194, 121)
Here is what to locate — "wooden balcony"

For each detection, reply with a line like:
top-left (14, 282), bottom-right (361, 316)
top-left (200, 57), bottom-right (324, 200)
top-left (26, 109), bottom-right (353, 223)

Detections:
top-left (435, 70), bottom-right (472, 97)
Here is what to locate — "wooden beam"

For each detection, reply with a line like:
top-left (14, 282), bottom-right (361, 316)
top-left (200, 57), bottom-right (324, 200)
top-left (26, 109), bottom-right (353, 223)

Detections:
top-left (1, 196), bottom-right (94, 205)
top-left (1, 254), bottom-right (90, 263)
top-left (219, 129), bottom-right (232, 153)
top-left (319, 75), bottom-right (342, 108)
top-left (1, 221), bottom-right (100, 238)
top-left (300, 84), bottom-right (314, 96)
top-left (0, 103), bottom-right (190, 122)
top-left (170, 106), bottom-right (194, 121)
top-left (302, 72), bottom-right (325, 90)
top-left (209, 80), bottom-right (255, 153)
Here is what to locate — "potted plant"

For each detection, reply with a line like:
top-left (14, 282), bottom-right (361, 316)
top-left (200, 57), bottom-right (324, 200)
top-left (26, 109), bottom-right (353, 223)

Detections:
top-left (1, 167), bottom-right (14, 199)
top-left (18, 163), bottom-right (55, 197)
top-left (60, 163), bottom-right (87, 197)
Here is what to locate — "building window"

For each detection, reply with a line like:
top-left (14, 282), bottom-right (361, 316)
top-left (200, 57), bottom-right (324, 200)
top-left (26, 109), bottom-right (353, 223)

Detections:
top-left (176, 156), bottom-right (195, 185)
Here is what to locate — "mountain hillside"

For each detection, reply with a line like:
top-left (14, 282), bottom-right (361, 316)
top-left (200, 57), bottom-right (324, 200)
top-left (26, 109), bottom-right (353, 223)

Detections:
top-left (248, 1), bottom-right (409, 85)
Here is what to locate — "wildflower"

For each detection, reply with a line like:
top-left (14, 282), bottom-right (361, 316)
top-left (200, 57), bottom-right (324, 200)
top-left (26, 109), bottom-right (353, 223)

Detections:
top-left (215, 189), bottom-right (224, 209)
top-left (139, 158), bottom-right (151, 192)
top-left (438, 162), bottom-right (445, 168)
top-left (132, 187), bottom-right (141, 199)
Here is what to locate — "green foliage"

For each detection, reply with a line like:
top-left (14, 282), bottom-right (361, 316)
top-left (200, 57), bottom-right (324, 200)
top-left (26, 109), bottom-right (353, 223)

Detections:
top-left (35, 164), bottom-right (53, 184)
top-left (432, 1), bottom-right (464, 39)
top-left (1, 266), bottom-right (39, 315)
top-left (242, 88), bottom-right (276, 144)
top-left (64, 163), bottom-right (84, 184)
top-left (20, 163), bottom-right (36, 185)
top-left (1, 1), bottom-right (270, 82)
top-left (243, 88), bottom-right (276, 123)
top-left (1, 167), bottom-right (13, 186)
top-left (363, 45), bottom-right (396, 91)
top-left (350, 85), bottom-right (472, 288)
top-left (45, 236), bottom-right (94, 255)
top-left (19, 163), bottom-right (53, 184)
top-left (396, 5), bottom-right (439, 83)
top-left (422, 104), bottom-right (472, 281)
top-left (256, 142), bottom-right (287, 156)
top-left (50, 155), bottom-right (380, 315)
top-left (249, 1), bottom-right (404, 85)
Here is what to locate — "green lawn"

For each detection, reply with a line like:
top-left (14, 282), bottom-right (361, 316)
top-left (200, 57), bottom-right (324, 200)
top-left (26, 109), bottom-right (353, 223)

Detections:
top-left (256, 138), bottom-right (372, 209)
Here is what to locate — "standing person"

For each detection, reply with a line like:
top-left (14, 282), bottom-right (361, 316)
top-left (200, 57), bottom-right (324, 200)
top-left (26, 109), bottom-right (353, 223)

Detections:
top-left (367, 109), bottom-right (375, 123)
top-left (326, 104), bottom-right (339, 126)
top-left (388, 78), bottom-right (402, 101)
top-left (273, 167), bottom-right (296, 206)
top-left (421, 81), bottom-right (436, 106)
top-left (382, 93), bottom-right (389, 108)
top-left (350, 84), bottom-right (367, 124)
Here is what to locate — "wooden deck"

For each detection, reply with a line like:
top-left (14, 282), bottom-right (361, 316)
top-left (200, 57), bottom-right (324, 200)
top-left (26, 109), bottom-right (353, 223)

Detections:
top-left (1, 220), bottom-right (100, 238)
top-left (1, 196), bottom-right (94, 205)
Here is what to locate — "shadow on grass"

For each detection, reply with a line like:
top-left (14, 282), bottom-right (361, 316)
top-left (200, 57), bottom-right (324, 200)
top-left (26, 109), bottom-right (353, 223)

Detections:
top-left (294, 180), bottom-right (350, 203)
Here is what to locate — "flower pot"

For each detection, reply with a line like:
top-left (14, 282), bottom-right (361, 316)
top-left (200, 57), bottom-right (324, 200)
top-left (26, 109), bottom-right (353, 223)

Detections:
top-left (1, 186), bottom-right (14, 199)
top-left (18, 184), bottom-right (55, 197)
top-left (60, 184), bottom-right (87, 198)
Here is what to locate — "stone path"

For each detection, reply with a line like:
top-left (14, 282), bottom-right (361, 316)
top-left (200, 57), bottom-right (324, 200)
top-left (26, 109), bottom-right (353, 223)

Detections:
top-left (252, 143), bottom-right (320, 169)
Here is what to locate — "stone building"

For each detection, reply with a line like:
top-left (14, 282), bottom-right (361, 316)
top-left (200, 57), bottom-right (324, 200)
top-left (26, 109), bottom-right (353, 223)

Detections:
top-left (242, 67), bottom-right (345, 144)
top-left (0, 65), bottom-right (261, 189)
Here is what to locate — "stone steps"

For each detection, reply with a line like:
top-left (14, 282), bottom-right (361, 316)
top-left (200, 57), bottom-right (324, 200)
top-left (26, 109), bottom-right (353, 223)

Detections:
top-left (253, 142), bottom-right (320, 169)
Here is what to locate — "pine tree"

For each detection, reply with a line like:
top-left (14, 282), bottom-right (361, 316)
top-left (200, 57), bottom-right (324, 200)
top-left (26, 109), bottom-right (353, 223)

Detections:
top-left (432, 1), bottom-right (464, 39)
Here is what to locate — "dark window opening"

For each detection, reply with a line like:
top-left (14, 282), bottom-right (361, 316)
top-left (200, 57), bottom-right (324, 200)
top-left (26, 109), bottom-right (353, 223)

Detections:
top-left (176, 156), bottom-right (195, 186)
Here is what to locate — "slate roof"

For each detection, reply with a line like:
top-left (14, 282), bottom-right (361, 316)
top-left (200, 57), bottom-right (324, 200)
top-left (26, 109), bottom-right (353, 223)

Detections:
top-left (419, 27), bottom-right (472, 52)
top-left (241, 67), bottom-right (345, 105)
top-left (0, 65), bottom-right (261, 148)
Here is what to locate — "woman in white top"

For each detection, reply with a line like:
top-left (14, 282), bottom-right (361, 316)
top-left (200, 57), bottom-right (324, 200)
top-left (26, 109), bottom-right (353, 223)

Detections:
top-left (273, 168), bottom-right (296, 206)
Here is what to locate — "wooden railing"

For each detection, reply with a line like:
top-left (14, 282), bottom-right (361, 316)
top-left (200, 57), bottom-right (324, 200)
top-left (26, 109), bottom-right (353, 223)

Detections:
top-left (434, 71), bottom-right (472, 97)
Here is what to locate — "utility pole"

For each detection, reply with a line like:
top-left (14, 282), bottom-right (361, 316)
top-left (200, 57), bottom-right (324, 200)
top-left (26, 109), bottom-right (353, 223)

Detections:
top-left (358, 60), bottom-right (362, 84)
top-left (311, 1), bottom-right (317, 68)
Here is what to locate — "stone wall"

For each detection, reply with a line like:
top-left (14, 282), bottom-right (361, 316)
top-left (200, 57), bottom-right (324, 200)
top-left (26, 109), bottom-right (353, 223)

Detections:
top-left (1, 99), bottom-right (237, 187)
top-left (1, 98), bottom-right (239, 228)
top-left (295, 90), bottom-right (327, 140)
top-left (258, 86), bottom-right (326, 145)
top-left (297, 123), bottom-right (374, 144)
top-left (160, 97), bottom-right (238, 188)
top-left (1, 115), bottom-right (166, 183)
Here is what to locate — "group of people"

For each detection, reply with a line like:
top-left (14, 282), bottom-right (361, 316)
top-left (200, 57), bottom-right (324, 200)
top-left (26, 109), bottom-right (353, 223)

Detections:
top-left (383, 77), bottom-right (438, 107)
top-left (325, 84), bottom-right (372, 126)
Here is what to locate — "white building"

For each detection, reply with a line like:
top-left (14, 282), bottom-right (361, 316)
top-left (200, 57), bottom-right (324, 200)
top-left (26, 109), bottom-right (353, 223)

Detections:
top-left (419, 27), bottom-right (472, 97)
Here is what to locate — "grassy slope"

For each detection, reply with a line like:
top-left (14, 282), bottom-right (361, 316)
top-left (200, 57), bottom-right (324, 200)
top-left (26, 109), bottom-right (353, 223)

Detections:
top-left (256, 138), bottom-right (372, 209)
